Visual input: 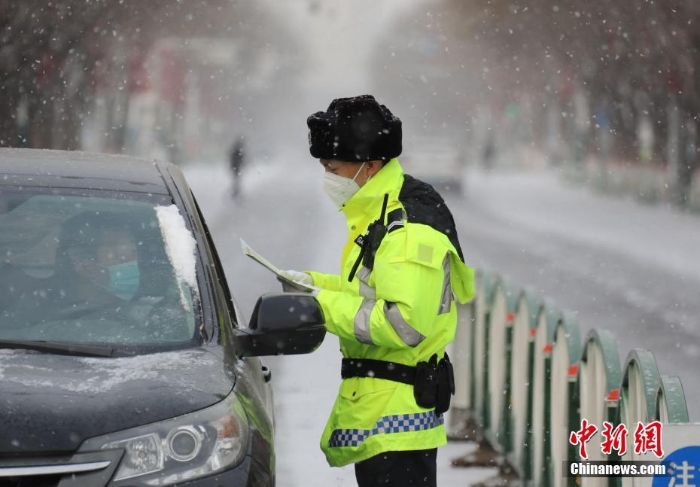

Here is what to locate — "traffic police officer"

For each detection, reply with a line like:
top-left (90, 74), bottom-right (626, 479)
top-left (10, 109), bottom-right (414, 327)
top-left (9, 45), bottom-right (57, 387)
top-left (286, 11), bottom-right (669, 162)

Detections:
top-left (281, 94), bottom-right (475, 487)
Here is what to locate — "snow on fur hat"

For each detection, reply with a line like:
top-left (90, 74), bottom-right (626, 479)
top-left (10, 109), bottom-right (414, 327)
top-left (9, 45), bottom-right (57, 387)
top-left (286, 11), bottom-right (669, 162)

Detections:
top-left (307, 94), bottom-right (402, 162)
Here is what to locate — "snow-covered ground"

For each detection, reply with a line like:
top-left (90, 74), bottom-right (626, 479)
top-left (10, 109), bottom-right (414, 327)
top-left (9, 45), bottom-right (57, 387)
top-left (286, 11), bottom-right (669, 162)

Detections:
top-left (184, 153), bottom-right (700, 485)
top-left (457, 167), bottom-right (700, 418)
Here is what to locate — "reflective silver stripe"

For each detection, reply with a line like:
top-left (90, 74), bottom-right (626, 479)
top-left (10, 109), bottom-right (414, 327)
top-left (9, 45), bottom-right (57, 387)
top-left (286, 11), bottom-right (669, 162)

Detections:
top-left (360, 282), bottom-right (376, 300)
top-left (387, 209), bottom-right (406, 233)
top-left (384, 302), bottom-right (425, 347)
top-left (387, 220), bottom-right (404, 232)
top-left (357, 267), bottom-right (376, 299)
top-left (354, 299), bottom-right (376, 344)
top-left (439, 255), bottom-right (452, 315)
top-left (0, 461), bottom-right (111, 477)
top-left (357, 267), bottom-right (371, 283)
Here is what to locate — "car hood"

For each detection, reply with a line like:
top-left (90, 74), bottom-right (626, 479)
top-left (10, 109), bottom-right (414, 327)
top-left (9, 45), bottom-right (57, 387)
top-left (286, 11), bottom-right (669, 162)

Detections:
top-left (0, 347), bottom-right (234, 453)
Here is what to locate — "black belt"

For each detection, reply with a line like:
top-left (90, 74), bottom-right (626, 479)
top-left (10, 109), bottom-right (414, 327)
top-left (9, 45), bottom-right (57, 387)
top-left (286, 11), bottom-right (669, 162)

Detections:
top-left (341, 358), bottom-right (416, 386)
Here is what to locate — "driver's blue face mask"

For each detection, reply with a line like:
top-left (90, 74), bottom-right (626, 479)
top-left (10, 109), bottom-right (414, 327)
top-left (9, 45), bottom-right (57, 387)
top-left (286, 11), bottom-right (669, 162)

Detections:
top-left (107, 261), bottom-right (140, 299)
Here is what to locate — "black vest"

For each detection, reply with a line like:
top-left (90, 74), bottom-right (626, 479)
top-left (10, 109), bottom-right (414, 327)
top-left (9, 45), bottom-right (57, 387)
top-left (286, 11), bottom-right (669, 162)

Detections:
top-left (398, 174), bottom-right (465, 263)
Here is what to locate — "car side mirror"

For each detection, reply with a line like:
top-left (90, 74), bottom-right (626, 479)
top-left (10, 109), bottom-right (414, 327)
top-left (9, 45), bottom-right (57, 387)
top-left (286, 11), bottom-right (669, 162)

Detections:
top-left (234, 293), bottom-right (326, 357)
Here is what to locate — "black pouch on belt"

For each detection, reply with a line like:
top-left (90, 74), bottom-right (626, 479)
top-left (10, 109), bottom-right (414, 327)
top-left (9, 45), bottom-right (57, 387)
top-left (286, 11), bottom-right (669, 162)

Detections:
top-left (413, 354), bottom-right (439, 409)
top-left (435, 353), bottom-right (455, 415)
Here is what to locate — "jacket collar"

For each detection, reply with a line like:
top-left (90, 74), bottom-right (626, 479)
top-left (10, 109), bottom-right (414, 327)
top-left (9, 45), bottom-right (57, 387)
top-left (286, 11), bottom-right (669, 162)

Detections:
top-left (341, 158), bottom-right (403, 220)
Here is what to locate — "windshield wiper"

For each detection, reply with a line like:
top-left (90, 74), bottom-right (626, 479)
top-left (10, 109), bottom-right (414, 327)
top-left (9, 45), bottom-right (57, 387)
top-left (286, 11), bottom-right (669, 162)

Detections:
top-left (0, 340), bottom-right (119, 357)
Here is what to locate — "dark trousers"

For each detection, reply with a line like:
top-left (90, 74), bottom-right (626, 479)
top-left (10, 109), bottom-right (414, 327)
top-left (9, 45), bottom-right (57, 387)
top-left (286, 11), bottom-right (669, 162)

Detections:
top-left (354, 449), bottom-right (437, 487)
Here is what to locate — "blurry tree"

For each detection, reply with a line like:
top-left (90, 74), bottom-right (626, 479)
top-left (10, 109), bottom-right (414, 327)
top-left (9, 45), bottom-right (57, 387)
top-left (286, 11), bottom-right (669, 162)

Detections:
top-left (381, 0), bottom-right (700, 206)
top-left (0, 1), bottom-right (165, 149)
top-left (0, 0), bottom-right (299, 160)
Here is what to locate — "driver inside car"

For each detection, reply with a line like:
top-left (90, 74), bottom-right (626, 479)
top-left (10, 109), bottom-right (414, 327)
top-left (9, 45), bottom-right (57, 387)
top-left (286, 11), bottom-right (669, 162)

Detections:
top-left (5, 211), bottom-right (141, 327)
top-left (66, 224), bottom-right (141, 302)
top-left (56, 211), bottom-right (141, 306)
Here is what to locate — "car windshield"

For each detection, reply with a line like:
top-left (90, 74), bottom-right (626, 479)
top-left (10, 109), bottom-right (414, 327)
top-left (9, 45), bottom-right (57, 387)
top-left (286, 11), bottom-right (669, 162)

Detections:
top-left (0, 189), bottom-right (199, 349)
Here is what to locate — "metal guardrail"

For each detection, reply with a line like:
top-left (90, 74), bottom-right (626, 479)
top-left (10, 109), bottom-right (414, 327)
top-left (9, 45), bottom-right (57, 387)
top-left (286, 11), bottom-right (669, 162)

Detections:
top-left (618, 350), bottom-right (661, 487)
top-left (472, 270), bottom-right (498, 430)
top-left (506, 289), bottom-right (540, 481)
top-left (449, 270), bottom-right (690, 487)
top-left (484, 277), bottom-right (518, 455)
top-left (656, 375), bottom-right (689, 424)
top-left (550, 311), bottom-right (582, 487)
top-left (579, 329), bottom-right (623, 487)
top-left (449, 301), bottom-right (474, 433)
top-left (529, 299), bottom-right (561, 487)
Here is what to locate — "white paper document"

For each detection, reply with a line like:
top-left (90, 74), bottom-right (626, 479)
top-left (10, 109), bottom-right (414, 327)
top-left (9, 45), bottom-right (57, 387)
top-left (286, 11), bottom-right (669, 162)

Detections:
top-left (240, 238), bottom-right (317, 293)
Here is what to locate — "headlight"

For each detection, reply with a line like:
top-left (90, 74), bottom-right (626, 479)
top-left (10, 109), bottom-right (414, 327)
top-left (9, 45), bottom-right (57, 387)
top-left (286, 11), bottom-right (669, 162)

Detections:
top-left (79, 394), bottom-right (249, 486)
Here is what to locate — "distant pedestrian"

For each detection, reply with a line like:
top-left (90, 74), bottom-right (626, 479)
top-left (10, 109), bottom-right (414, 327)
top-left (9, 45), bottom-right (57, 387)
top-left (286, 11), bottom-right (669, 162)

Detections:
top-left (482, 133), bottom-right (496, 172)
top-left (229, 136), bottom-right (246, 197)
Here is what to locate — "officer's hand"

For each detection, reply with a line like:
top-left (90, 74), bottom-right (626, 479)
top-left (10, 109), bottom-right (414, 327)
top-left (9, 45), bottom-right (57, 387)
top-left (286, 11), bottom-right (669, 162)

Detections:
top-left (279, 270), bottom-right (313, 286)
top-left (277, 269), bottom-right (319, 295)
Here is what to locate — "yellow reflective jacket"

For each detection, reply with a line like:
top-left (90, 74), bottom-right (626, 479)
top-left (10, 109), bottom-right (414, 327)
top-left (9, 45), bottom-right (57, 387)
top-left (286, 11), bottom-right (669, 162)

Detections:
top-left (308, 159), bottom-right (475, 467)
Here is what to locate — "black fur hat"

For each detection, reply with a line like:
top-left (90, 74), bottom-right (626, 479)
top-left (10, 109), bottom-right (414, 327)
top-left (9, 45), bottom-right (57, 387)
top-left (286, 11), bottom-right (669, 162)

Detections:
top-left (307, 95), bottom-right (402, 162)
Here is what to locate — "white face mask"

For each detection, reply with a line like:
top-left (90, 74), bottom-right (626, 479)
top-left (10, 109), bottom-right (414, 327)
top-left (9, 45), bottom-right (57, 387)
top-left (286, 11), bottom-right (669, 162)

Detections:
top-left (322, 162), bottom-right (366, 208)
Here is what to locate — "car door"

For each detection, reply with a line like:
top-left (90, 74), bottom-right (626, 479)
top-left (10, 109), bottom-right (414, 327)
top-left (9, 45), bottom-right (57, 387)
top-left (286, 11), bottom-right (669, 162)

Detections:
top-left (188, 191), bottom-right (275, 418)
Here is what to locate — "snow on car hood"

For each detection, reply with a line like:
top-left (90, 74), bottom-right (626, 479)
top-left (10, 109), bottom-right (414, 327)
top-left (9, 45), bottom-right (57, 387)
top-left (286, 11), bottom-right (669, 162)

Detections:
top-left (0, 347), bottom-right (234, 453)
